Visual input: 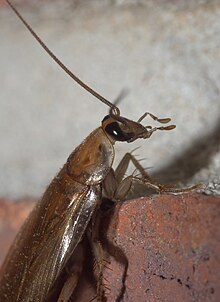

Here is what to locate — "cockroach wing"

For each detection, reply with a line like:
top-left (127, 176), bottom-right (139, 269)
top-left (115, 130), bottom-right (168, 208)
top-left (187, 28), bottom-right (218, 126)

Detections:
top-left (0, 176), bottom-right (101, 302)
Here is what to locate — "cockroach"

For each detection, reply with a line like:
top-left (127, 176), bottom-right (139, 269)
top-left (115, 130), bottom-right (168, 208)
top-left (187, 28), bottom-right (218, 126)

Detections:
top-left (0, 1), bottom-right (196, 301)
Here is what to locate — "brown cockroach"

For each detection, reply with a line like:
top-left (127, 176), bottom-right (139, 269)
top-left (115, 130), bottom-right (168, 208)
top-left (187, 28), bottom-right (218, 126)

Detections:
top-left (0, 1), bottom-right (195, 301)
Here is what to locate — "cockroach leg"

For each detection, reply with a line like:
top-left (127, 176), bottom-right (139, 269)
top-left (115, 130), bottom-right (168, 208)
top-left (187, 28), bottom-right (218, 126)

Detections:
top-left (104, 153), bottom-right (198, 202)
top-left (103, 152), bottom-right (157, 201)
top-left (114, 176), bottom-right (161, 200)
top-left (114, 152), bottom-right (151, 182)
top-left (87, 212), bottom-right (108, 302)
top-left (57, 244), bottom-right (85, 302)
top-left (114, 175), bottom-right (199, 200)
top-left (103, 152), bottom-right (152, 201)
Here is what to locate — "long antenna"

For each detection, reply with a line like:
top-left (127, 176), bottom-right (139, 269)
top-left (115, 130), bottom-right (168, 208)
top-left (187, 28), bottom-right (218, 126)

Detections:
top-left (6, 0), bottom-right (120, 116)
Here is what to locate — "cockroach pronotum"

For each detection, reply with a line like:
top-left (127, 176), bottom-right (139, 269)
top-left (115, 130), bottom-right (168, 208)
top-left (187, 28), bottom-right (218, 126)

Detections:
top-left (0, 1), bottom-right (196, 301)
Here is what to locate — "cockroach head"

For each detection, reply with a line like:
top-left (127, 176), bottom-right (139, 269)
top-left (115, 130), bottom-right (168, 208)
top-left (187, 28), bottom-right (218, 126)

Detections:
top-left (102, 113), bottom-right (176, 143)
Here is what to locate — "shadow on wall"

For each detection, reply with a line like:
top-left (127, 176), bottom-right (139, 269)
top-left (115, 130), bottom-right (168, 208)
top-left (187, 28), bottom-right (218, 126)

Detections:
top-left (153, 116), bottom-right (220, 185)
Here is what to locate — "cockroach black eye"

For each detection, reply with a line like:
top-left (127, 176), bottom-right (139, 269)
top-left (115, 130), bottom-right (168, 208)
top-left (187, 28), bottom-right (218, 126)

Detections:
top-left (105, 122), bottom-right (133, 141)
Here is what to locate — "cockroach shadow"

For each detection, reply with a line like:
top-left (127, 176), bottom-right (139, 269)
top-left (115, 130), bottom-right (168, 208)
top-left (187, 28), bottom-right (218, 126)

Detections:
top-left (154, 116), bottom-right (220, 186)
top-left (99, 198), bottom-right (129, 302)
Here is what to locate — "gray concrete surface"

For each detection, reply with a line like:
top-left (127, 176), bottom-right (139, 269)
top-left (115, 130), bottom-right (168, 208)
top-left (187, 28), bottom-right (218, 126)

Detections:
top-left (0, 0), bottom-right (220, 198)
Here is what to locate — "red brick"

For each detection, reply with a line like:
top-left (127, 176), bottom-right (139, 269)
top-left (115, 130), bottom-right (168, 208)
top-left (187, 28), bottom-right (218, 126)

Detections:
top-left (0, 194), bottom-right (219, 301)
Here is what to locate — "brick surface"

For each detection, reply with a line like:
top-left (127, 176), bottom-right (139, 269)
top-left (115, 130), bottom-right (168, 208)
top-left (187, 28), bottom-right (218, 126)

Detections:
top-left (0, 198), bottom-right (35, 267)
top-left (102, 194), bottom-right (220, 301)
top-left (0, 194), bottom-right (219, 301)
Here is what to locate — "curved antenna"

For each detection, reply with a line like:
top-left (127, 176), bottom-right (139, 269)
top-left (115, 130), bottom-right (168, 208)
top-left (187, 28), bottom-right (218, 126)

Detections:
top-left (6, 0), bottom-right (120, 116)
top-left (109, 88), bottom-right (129, 115)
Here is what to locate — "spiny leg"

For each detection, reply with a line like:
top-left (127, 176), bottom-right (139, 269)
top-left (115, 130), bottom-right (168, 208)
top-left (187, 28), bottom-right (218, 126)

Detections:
top-left (87, 211), bottom-right (109, 302)
top-left (114, 175), bottom-right (199, 201)
top-left (114, 176), bottom-right (161, 201)
top-left (104, 153), bottom-right (198, 202)
top-left (103, 152), bottom-right (157, 201)
top-left (57, 244), bottom-right (84, 302)
top-left (114, 152), bottom-right (151, 183)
